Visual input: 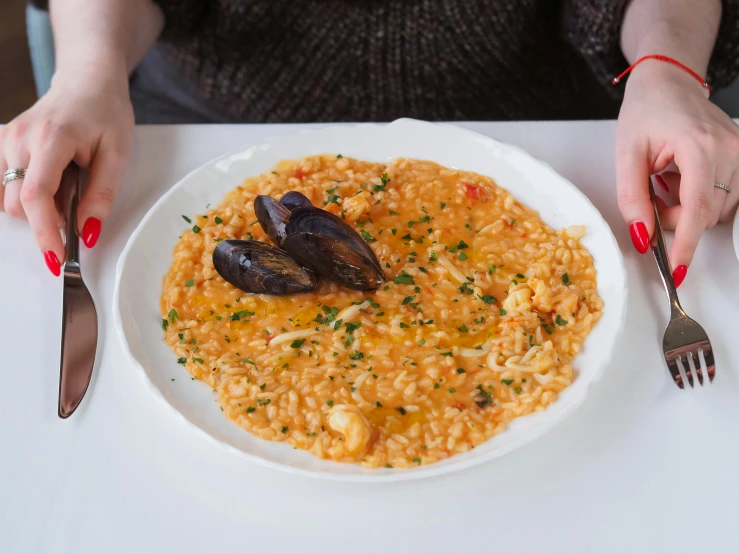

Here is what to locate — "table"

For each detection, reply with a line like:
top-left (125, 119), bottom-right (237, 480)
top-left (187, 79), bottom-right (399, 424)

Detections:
top-left (2, 122), bottom-right (738, 554)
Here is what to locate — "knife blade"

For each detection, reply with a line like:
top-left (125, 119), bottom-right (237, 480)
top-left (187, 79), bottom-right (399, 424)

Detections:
top-left (58, 164), bottom-right (98, 419)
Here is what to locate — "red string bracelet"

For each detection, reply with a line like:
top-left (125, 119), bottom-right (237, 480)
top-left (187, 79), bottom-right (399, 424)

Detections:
top-left (612, 54), bottom-right (710, 94)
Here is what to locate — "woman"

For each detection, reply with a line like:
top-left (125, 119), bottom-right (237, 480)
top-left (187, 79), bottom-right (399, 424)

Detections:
top-left (2, 0), bottom-right (738, 289)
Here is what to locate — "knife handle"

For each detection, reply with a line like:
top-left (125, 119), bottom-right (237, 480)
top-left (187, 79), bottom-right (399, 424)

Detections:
top-left (60, 164), bottom-right (81, 269)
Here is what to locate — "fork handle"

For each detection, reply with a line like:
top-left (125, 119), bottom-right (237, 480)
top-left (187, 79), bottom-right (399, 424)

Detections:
top-left (649, 178), bottom-right (685, 317)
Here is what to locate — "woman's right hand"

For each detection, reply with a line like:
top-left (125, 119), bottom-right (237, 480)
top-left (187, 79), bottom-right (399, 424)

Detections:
top-left (0, 69), bottom-right (134, 275)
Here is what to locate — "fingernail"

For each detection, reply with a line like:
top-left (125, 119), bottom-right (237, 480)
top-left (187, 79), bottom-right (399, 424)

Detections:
top-left (654, 174), bottom-right (669, 192)
top-left (673, 265), bottom-right (688, 289)
top-left (82, 217), bottom-right (102, 248)
top-left (629, 221), bottom-right (650, 254)
top-left (44, 251), bottom-right (61, 277)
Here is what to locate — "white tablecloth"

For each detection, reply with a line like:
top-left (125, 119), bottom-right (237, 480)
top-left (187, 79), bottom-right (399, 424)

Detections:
top-left (2, 122), bottom-right (738, 554)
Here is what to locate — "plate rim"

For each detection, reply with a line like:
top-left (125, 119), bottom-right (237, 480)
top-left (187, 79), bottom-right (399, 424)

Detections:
top-left (113, 118), bottom-right (628, 482)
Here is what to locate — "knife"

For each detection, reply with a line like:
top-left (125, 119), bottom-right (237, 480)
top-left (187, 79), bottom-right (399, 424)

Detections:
top-left (58, 164), bottom-right (98, 419)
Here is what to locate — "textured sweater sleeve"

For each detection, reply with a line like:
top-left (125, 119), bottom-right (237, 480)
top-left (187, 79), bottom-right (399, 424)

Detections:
top-left (562, 0), bottom-right (739, 93)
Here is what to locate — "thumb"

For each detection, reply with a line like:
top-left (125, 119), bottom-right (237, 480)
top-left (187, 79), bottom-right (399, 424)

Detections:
top-left (615, 138), bottom-right (654, 254)
top-left (76, 142), bottom-right (128, 249)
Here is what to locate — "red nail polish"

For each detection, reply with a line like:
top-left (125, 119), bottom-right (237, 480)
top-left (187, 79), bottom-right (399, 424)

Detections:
top-left (82, 217), bottom-right (102, 248)
top-left (673, 265), bottom-right (688, 288)
top-left (654, 174), bottom-right (669, 192)
top-left (629, 221), bottom-right (650, 254)
top-left (44, 251), bottom-right (61, 277)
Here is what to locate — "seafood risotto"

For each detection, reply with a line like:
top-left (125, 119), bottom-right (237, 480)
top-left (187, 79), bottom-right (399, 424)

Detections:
top-left (161, 155), bottom-right (603, 469)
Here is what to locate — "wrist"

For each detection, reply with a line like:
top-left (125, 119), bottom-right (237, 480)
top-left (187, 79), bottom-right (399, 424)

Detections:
top-left (51, 58), bottom-right (130, 98)
top-left (630, 20), bottom-right (714, 76)
top-left (625, 58), bottom-right (710, 99)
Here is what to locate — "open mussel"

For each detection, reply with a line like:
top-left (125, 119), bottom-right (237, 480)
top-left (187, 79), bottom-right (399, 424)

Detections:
top-left (213, 240), bottom-right (316, 295)
top-left (283, 207), bottom-right (386, 291)
top-left (279, 191), bottom-right (313, 211)
top-left (254, 195), bottom-right (291, 247)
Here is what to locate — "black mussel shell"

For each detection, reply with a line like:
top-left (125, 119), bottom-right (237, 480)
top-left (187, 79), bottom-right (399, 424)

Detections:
top-left (254, 195), bottom-right (291, 247)
top-left (213, 240), bottom-right (317, 295)
top-left (279, 191), bottom-right (313, 211)
top-left (283, 207), bottom-right (386, 291)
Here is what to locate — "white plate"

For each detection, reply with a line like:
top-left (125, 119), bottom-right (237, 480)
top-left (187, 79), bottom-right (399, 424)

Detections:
top-left (734, 205), bottom-right (739, 262)
top-left (114, 119), bottom-right (627, 482)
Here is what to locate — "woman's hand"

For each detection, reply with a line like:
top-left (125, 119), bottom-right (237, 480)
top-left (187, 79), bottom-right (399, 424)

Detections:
top-left (0, 68), bottom-right (134, 275)
top-left (615, 62), bottom-right (739, 287)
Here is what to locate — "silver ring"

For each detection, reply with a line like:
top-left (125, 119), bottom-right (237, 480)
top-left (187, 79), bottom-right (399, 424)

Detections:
top-left (714, 182), bottom-right (732, 193)
top-left (2, 168), bottom-right (27, 186)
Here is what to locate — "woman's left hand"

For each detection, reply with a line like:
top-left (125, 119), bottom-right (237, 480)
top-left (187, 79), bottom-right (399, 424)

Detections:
top-left (615, 62), bottom-right (739, 287)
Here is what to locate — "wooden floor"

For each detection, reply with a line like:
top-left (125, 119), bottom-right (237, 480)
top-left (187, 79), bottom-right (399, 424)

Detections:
top-left (0, 0), bottom-right (37, 123)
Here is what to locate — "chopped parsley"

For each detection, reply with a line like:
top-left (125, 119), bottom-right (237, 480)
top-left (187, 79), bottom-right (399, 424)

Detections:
top-left (281, 426), bottom-right (288, 434)
top-left (326, 400), bottom-right (334, 407)
top-left (458, 282), bottom-right (474, 295)
top-left (457, 240), bottom-right (469, 250)
top-left (502, 379), bottom-right (514, 386)
top-left (402, 295), bottom-right (416, 305)
top-left (181, 215), bottom-right (192, 223)
top-left (290, 339), bottom-right (305, 349)
top-left (458, 324), bottom-right (468, 333)
top-left (500, 308), bottom-right (507, 316)
top-left (514, 387), bottom-right (523, 394)
top-left (214, 216), bottom-right (223, 224)
top-left (246, 406), bottom-right (256, 413)
top-left (448, 388), bottom-right (456, 393)
top-left (167, 308), bottom-right (179, 323)
top-left (349, 352), bottom-right (364, 360)
top-left (562, 272), bottom-right (571, 285)
top-left (412, 458), bottom-right (422, 465)
top-left (162, 319), bottom-right (169, 331)
top-left (360, 229), bottom-right (377, 243)
top-left (192, 225), bottom-right (201, 233)
top-left (457, 368), bottom-right (466, 374)
top-left (186, 279), bottom-right (195, 287)
top-left (230, 310), bottom-right (255, 321)
top-left (458, 252), bottom-right (468, 261)
top-left (177, 357), bottom-right (186, 364)
top-left (440, 201), bottom-right (446, 209)
top-left (345, 322), bottom-right (361, 333)
top-left (429, 250), bottom-right (438, 262)
top-left (488, 265), bottom-right (496, 275)
top-left (393, 271), bottom-right (415, 285)
top-left (555, 315), bottom-right (568, 326)
top-left (478, 294), bottom-right (496, 305)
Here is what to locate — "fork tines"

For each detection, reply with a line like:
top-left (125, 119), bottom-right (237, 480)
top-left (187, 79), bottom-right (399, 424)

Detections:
top-left (665, 341), bottom-right (715, 389)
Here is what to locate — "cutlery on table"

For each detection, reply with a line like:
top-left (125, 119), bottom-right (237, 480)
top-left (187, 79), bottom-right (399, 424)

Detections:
top-left (650, 177), bottom-right (715, 389)
top-left (58, 164), bottom-right (99, 418)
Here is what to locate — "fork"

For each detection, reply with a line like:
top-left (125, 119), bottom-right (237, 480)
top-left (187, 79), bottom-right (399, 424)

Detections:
top-left (650, 179), bottom-right (715, 388)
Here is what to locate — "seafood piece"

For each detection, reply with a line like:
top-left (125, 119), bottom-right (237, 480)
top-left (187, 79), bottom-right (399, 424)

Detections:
top-left (282, 207), bottom-right (385, 290)
top-left (279, 191), bottom-right (313, 211)
top-left (254, 195), bottom-right (291, 247)
top-left (213, 240), bottom-right (316, 295)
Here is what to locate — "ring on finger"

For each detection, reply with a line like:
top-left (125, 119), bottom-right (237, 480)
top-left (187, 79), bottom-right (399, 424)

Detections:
top-left (714, 182), bottom-right (732, 193)
top-left (2, 168), bottom-right (27, 186)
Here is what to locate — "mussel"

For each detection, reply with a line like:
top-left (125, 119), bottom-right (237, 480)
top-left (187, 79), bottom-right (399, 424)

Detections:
top-left (213, 240), bottom-right (317, 295)
top-left (282, 207), bottom-right (386, 291)
top-left (279, 191), bottom-right (313, 211)
top-left (254, 195), bottom-right (291, 247)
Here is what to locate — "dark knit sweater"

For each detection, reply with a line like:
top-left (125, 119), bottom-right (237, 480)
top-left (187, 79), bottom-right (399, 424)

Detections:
top-left (33, 1), bottom-right (739, 123)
